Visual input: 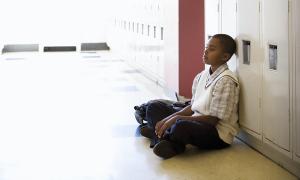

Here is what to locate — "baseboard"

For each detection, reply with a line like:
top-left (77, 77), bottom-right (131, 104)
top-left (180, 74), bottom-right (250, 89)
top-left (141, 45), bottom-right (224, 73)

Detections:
top-left (237, 130), bottom-right (300, 178)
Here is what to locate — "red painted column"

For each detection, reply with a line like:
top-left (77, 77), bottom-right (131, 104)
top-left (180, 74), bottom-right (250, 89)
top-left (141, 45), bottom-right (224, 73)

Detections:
top-left (179, 0), bottom-right (205, 98)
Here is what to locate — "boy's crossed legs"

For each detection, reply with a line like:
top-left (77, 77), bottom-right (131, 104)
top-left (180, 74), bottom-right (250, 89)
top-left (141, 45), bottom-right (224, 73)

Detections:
top-left (141, 101), bottom-right (229, 159)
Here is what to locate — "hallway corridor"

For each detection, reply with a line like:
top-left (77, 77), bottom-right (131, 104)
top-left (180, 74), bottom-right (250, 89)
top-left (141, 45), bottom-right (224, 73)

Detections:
top-left (0, 52), bottom-right (297, 180)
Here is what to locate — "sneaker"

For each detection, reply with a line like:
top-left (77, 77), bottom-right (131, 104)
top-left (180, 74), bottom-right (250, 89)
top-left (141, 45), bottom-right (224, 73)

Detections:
top-left (153, 140), bottom-right (181, 159)
top-left (140, 126), bottom-right (154, 139)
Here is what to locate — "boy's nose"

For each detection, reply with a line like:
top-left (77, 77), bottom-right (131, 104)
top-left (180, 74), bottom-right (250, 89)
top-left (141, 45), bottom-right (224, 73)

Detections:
top-left (204, 49), bottom-right (208, 55)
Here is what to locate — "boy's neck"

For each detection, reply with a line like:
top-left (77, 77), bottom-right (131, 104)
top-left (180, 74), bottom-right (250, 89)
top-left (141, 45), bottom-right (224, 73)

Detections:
top-left (209, 63), bottom-right (228, 74)
top-left (209, 64), bottom-right (222, 74)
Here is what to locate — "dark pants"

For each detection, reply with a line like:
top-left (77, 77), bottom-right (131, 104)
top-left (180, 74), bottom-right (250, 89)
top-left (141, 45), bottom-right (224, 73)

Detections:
top-left (145, 101), bottom-right (229, 151)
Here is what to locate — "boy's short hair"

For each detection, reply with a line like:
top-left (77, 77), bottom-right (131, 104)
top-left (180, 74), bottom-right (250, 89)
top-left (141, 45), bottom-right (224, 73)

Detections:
top-left (212, 34), bottom-right (236, 59)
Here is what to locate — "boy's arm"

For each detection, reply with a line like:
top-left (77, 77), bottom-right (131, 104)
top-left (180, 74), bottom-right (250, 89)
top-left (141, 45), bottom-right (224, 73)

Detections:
top-left (155, 105), bottom-right (193, 136)
top-left (155, 114), bottom-right (220, 138)
top-left (171, 105), bottom-right (221, 124)
top-left (174, 114), bottom-right (220, 126)
top-left (157, 104), bottom-right (193, 123)
top-left (173, 104), bottom-right (193, 116)
top-left (159, 103), bottom-right (220, 125)
top-left (155, 105), bottom-right (220, 138)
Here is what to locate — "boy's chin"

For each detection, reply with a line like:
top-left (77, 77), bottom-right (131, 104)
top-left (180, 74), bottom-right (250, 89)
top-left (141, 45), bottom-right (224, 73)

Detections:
top-left (203, 59), bottom-right (210, 65)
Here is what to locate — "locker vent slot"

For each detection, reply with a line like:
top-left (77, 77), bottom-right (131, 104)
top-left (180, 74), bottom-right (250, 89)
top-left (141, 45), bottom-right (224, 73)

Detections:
top-left (132, 22), bottom-right (135, 32)
top-left (147, 25), bottom-right (150, 36)
top-left (129, 22), bottom-right (131, 31)
top-left (242, 40), bottom-right (251, 65)
top-left (269, 44), bottom-right (278, 70)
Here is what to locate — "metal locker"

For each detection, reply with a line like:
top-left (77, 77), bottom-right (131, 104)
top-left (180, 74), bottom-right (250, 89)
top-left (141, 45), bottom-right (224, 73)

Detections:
top-left (220, 0), bottom-right (237, 72)
top-left (262, 0), bottom-right (290, 152)
top-left (236, 0), bottom-right (262, 138)
top-left (294, 0), bottom-right (300, 162)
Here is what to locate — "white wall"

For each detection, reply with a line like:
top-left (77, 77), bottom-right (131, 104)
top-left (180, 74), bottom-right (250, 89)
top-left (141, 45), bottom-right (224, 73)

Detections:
top-left (163, 0), bottom-right (179, 92)
top-left (0, 0), bottom-right (110, 46)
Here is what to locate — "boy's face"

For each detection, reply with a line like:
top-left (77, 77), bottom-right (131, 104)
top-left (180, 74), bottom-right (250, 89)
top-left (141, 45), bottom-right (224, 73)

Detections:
top-left (203, 37), bottom-right (229, 67)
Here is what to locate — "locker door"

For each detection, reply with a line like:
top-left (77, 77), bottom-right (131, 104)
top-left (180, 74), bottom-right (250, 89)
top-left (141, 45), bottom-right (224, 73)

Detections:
top-left (262, 0), bottom-right (290, 151)
top-left (205, 0), bottom-right (220, 42)
top-left (296, 0), bottom-right (300, 162)
top-left (236, 0), bottom-right (262, 138)
top-left (221, 0), bottom-right (237, 72)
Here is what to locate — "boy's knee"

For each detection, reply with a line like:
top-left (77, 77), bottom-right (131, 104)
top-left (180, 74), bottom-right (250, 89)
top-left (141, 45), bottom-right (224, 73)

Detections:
top-left (175, 119), bottom-right (191, 128)
top-left (169, 120), bottom-right (190, 138)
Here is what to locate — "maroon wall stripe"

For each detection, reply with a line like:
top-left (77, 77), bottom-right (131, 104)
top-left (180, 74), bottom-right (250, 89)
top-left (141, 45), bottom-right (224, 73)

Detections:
top-left (179, 0), bottom-right (205, 98)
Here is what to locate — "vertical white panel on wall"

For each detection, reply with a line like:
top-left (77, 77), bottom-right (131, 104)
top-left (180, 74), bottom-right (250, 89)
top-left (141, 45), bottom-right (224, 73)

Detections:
top-left (220, 0), bottom-right (236, 37)
top-left (205, 0), bottom-right (220, 43)
top-left (220, 0), bottom-right (237, 72)
top-left (236, 0), bottom-right (262, 138)
top-left (163, 0), bottom-right (179, 92)
top-left (262, 0), bottom-right (290, 152)
top-left (205, 0), bottom-right (220, 70)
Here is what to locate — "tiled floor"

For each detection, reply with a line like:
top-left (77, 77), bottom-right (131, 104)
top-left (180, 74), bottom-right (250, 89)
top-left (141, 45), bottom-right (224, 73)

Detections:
top-left (0, 52), bottom-right (297, 180)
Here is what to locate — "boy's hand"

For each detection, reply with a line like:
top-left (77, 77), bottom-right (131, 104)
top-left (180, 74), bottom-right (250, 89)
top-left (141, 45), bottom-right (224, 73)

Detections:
top-left (155, 119), bottom-right (166, 133)
top-left (155, 116), bottom-right (172, 133)
top-left (155, 116), bottom-right (178, 138)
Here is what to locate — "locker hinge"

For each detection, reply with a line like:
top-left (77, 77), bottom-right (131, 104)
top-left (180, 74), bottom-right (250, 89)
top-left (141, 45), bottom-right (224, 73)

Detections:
top-left (259, 98), bottom-right (262, 109)
top-left (217, 3), bottom-right (220, 12)
top-left (288, 0), bottom-right (291, 13)
top-left (258, 1), bottom-right (261, 13)
top-left (236, 2), bottom-right (238, 12)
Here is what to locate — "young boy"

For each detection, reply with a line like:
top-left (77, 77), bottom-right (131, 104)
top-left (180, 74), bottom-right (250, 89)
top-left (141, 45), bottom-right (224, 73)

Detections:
top-left (140, 34), bottom-right (239, 159)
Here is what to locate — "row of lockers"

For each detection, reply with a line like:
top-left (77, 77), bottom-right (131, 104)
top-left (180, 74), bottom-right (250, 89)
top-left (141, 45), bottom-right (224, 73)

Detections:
top-left (205, 0), bottom-right (300, 176)
top-left (111, 0), bottom-right (164, 27)
top-left (108, 0), bottom-right (166, 85)
top-left (114, 19), bottom-right (164, 40)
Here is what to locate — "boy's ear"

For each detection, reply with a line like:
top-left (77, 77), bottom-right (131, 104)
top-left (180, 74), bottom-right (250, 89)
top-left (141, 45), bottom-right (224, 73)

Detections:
top-left (222, 53), bottom-right (231, 62)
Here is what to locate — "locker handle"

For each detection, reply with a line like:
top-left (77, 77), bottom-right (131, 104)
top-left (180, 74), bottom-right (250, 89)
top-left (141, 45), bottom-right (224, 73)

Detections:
top-left (242, 40), bottom-right (251, 65)
top-left (269, 44), bottom-right (278, 70)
